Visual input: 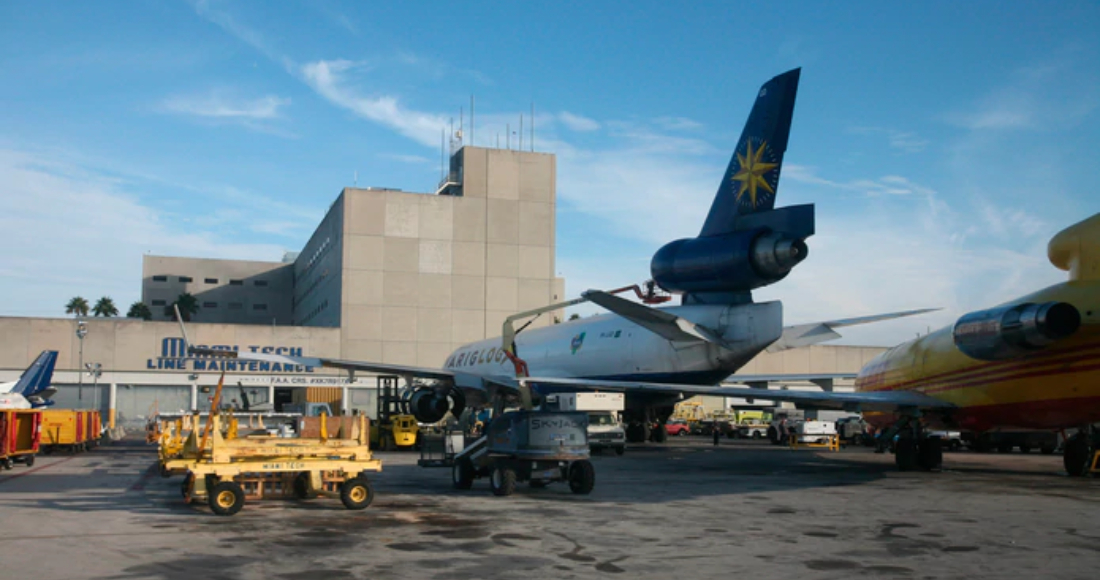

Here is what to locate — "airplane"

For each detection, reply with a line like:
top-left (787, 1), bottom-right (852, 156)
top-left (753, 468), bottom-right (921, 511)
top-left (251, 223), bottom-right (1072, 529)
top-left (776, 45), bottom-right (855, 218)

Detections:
top-left (179, 69), bottom-right (934, 446)
top-left (0, 350), bottom-right (60, 409)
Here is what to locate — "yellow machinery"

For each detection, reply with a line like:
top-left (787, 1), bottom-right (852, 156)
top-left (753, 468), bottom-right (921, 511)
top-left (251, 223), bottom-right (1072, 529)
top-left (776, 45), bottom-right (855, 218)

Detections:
top-left (672, 400), bottom-right (707, 423)
top-left (370, 376), bottom-right (419, 451)
top-left (160, 373), bottom-right (382, 515)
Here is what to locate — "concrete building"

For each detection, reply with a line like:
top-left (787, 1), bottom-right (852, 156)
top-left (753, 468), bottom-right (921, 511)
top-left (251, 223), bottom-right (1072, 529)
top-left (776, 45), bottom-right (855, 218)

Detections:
top-left (141, 146), bottom-right (565, 368)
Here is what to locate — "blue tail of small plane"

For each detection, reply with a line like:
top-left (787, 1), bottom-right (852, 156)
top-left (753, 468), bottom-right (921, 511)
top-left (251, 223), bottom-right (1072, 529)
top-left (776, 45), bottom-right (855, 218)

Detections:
top-left (698, 68), bottom-right (801, 237)
top-left (11, 351), bottom-right (59, 406)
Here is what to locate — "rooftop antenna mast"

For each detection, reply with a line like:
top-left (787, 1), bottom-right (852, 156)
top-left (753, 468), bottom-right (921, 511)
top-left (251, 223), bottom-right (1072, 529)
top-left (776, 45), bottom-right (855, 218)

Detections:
top-left (470, 95), bottom-right (475, 147)
top-left (519, 114), bottom-right (524, 151)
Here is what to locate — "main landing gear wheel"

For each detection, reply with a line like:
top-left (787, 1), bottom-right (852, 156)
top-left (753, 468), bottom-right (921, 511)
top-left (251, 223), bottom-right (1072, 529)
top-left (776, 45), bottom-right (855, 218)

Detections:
top-left (1064, 434), bottom-right (1091, 477)
top-left (895, 438), bottom-right (918, 471)
top-left (340, 477), bottom-right (374, 510)
top-left (452, 459), bottom-right (474, 490)
top-left (489, 466), bottom-right (517, 496)
top-left (651, 426), bottom-right (668, 443)
top-left (625, 424), bottom-right (646, 443)
top-left (208, 481), bottom-right (245, 516)
top-left (917, 437), bottom-right (943, 471)
top-left (569, 460), bottom-right (595, 495)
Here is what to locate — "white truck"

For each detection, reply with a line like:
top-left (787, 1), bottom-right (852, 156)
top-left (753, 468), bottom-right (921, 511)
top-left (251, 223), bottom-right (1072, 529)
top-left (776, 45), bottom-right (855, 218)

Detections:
top-left (545, 393), bottom-right (627, 455)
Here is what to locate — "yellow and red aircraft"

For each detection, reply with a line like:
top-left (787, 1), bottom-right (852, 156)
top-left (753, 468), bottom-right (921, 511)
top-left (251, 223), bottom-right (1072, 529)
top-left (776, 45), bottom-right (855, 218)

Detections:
top-left (532, 213), bottom-right (1100, 474)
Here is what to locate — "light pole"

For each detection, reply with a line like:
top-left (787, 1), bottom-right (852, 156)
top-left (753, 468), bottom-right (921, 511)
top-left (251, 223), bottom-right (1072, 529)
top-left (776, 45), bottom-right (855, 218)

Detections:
top-left (86, 363), bottom-right (102, 412)
top-left (76, 320), bottom-right (88, 401)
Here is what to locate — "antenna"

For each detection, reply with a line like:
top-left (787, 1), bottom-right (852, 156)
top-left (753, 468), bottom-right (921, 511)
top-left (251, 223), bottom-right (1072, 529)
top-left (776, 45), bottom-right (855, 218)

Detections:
top-left (531, 102), bottom-right (535, 151)
top-left (440, 127), bottom-right (446, 181)
top-left (470, 95), bottom-right (475, 147)
top-left (519, 114), bottom-right (524, 151)
top-left (354, 170), bottom-right (357, 188)
top-left (506, 123), bottom-right (510, 150)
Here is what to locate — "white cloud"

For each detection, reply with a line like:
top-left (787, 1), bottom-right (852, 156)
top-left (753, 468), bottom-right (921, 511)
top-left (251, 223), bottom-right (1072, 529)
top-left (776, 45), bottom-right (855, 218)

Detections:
top-left (654, 116), bottom-right (704, 131)
top-left (161, 92), bottom-right (290, 120)
top-left (558, 112), bottom-right (600, 132)
top-left (300, 59), bottom-right (449, 148)
top-left (0, 149), bottom-right (299, 317)
top-left (847, 126), bottom-right (928, 153)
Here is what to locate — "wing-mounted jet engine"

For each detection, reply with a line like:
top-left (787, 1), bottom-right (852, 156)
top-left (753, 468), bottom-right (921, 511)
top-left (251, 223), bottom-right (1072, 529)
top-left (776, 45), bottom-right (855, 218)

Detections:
top-left (649, 69), bottom-right (814, 305)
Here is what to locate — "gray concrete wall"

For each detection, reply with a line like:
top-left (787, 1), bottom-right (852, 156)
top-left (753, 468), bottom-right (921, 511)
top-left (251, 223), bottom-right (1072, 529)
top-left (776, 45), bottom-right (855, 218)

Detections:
top-left (0, 317), bottom-right (341, 374)
top-left (293, 196), bottom-right (344, 327)
top-left (339, 146), bottom-right (561, 368)
top-left (142, 256), bottom-right (294, 324)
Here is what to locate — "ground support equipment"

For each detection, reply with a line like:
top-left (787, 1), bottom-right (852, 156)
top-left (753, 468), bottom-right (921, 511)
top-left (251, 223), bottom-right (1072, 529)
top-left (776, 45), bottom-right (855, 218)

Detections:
top-left (787, 433), bottom-right (840, 451)
top-left (168, 413), bottom-right (381, 516)
top-left (0, 410), bottom-right (42, 469)
top-left (449, 410), bottom-right (595, 497)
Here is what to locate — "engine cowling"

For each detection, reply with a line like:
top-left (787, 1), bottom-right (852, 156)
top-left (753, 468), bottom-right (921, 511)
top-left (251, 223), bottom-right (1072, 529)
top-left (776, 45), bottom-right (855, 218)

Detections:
top-left (952, 301), bottom-right (1081, 361)
top-left (650, 228), bottom-right (808, 294)
top-left (406, 385), bottom-right (466, 424)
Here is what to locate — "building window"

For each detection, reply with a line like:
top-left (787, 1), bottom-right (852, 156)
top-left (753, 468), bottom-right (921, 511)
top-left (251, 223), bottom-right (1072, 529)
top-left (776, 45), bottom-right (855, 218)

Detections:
top-left (253, 304), bottom-right (268, 311)
top-left (229, 280), bottom-right (243, 286)
top-left (204, 278), bottom-right (218, 284)
top-left (228, 302), bottom-right (243, 310)
top-left (151, 300), bottom-right (166, 306)
top-left (254, 280), bottom-right (268, 287)
top-left (178, 276), bottom-right (192, 283)
top-left (152, 275), bottom-right (167, 282)
top-left (203, 302), bottom-right (217, 308)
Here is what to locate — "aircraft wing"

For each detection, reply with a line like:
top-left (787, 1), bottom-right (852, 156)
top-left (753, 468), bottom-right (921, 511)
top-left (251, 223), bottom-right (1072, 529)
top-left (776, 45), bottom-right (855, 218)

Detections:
top-left (767, 308), bottom-right (939, 352)
top-left (522, 376), bottom-right (955, 413)
top-left (186, 345), bottom-right (515, 409)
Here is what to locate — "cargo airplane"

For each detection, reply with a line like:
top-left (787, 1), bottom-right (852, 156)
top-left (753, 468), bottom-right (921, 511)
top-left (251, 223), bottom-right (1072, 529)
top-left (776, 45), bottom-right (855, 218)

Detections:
top-left (182, 69), bottom-right (934, 447)
top-left (0, 350), bottom-right (59, 409)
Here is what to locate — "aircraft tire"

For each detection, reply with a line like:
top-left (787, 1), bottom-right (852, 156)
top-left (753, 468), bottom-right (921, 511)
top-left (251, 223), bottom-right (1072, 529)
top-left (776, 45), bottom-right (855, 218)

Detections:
top-left (918, 437), bottom-right (943, 471)
top-left (767, 426), bottom-right (780, 445)
top-left (452, 459), bottom-right (474, 490)
top-left (569, 460), bottom-right (595, 495)
top-left (489, 466), bottom-right (517, 496)
top-left (652, 426), bottom-right (668, 443)
top-left (340, 477), bottom-right (374, 510)
top-left (626, 424), bottom-right (646, 443)
top-left (1063, 434), bottom-right (1091, 477)
top-left (895, 439), bottom-right (918, 471)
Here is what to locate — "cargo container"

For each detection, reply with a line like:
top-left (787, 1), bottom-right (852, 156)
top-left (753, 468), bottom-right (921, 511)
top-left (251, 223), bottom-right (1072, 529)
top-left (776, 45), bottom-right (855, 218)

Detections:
top-left (40, 409), bottom-right (98, 453)
top-left (0, 409), bottom-right (42, 468)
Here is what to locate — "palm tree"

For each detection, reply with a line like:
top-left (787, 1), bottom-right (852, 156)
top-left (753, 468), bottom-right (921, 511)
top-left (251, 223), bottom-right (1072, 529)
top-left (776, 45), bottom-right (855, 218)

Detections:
top-left (127, 301), bottom-right (152, 321)
top-left (166, 293), bottom-right (200, 322)
top-left (65, 296), bottom-right (89, 317)
top-left (93, 296), bottom-right (119, 317)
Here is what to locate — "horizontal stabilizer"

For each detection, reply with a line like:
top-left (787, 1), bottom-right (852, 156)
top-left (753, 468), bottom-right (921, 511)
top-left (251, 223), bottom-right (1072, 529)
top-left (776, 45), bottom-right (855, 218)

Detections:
top-left (582, 289), bottom-right (730, 347)
top-left (767, 308), bottom-right (939, 352)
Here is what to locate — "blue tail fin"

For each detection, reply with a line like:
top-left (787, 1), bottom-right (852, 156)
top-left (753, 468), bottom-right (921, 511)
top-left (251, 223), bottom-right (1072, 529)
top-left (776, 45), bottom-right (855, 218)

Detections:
top-left (13, 351), bottom-right (58, 399)
top-left (699, 68), bottom-right (800, 237)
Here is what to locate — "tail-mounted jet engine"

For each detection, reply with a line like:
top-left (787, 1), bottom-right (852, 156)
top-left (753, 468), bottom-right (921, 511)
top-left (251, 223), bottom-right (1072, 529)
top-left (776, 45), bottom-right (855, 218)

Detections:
top-left (651, 228), bottom-right (808, 295)
top-left (405, 384), bottom-right (466, 423)
top-left (953, 301), bottom-right (1081, 361)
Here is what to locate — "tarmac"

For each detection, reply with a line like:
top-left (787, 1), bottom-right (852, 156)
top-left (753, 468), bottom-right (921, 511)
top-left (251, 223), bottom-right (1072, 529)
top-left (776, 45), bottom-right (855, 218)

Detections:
top-left (1, 436), bottom-right (1098, 580)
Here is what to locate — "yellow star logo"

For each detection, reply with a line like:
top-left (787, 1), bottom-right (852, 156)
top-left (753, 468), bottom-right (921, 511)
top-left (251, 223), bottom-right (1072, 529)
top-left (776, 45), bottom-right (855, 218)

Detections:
top-left (731, 140), bottom-right (778, 208)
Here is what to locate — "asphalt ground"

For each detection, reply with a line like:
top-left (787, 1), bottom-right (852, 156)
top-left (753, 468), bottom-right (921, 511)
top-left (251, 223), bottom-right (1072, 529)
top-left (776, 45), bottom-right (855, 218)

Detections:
top-left (1, 436), bottom-right (1098, 580)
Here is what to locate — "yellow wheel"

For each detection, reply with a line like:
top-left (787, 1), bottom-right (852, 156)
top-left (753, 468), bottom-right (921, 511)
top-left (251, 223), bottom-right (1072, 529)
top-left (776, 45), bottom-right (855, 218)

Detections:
top-left (208, 481), bottom-right (245, 516)
top-left (340, 477), bottom-right (374, 510)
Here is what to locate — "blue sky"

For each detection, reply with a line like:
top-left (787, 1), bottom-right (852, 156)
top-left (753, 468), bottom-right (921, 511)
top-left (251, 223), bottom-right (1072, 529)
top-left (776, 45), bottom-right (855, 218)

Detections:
top-left (1, 1), bottom-right (1098, 345)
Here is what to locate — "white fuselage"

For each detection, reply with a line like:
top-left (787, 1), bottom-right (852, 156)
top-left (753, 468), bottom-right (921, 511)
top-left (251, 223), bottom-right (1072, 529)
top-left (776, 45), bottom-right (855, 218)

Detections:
top-left (443, 301), bottom-right (783, 386)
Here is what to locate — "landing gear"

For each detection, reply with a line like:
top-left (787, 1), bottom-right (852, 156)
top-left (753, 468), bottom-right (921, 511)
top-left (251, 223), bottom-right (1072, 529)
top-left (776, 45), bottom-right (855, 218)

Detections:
top-left (650, 424), bottom-right (668, 443)
top-left (1064, 431), bottom-right (1093, 477)
top-left (885, 416), bottom-right (942, 472)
